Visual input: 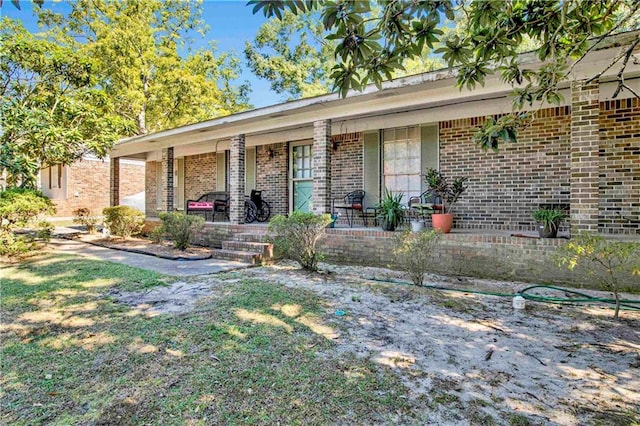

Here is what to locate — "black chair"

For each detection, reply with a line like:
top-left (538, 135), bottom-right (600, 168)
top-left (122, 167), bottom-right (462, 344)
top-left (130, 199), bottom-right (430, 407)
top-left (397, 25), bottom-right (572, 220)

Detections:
top-left (408, 190), bottom-right (443, 221)
top-left (332, 190), bottom-right (366, 227)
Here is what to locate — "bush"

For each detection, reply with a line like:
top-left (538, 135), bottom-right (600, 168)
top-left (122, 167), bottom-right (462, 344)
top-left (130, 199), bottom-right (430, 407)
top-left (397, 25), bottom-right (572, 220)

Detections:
top-left (393, 229), bottom-right (442, 286)
top-left (72, 207), bottom-right (101, 233)
top-left (102, 206), bottom-right (144, 238)
top-left (35, 221), bottom-right (54, 242)
top-left (556, 232), bottom-right (640, 319)
top-left (0, 188), bottom-right (55, 230)
top-left (157, 212), bottom-right (204, 250)
top-left (268, 211), bottom-right (332, 271)
top-left (0, 228), bottom-right (36, 257)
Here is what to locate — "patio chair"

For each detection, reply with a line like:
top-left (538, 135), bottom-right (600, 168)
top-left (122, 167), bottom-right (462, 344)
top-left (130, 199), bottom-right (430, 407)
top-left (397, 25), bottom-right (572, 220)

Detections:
top-left (408, 190), bottom-right (443, 222)
top-left (332, 190), bottom-right (366, 227)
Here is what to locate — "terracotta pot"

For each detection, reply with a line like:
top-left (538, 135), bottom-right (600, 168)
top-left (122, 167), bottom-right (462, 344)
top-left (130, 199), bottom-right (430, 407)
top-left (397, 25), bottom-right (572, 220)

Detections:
top-left (431, 213), bottom-right (453, 233)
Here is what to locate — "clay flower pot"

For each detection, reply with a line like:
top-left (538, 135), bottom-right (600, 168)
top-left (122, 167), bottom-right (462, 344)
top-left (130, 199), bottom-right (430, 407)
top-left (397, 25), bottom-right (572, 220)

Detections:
top-left (431, 213), bottom-right (453, 234)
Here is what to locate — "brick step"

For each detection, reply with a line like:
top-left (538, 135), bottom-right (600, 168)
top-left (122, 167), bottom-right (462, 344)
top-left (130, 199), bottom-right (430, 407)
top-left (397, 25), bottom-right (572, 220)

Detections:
top-left (210, 248), bottom-right (262, 265)
top-left (222, 241), bottom-right (273, 258)
top-left (231, 232), bottom-right (269, 243)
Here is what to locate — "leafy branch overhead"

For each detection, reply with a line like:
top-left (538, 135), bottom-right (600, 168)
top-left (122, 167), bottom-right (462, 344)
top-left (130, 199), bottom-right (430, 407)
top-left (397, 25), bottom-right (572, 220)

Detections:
top-left (250, 0), bottom-right (640, 150)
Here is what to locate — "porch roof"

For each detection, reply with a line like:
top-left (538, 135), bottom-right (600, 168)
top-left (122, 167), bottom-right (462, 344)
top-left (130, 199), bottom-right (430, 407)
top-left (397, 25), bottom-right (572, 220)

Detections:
top-left (111, 31), bottom-right (640, 160)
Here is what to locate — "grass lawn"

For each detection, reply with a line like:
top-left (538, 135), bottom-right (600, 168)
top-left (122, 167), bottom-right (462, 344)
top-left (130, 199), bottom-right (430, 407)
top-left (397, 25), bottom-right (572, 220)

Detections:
top-left (1, 254), bottom-right (412, 425)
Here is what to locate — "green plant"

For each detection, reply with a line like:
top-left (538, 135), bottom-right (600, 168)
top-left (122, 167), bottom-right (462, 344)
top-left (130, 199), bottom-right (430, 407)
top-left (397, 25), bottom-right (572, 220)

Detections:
top-left (556, 232), bottom-right (640, 319)
top-left (102, 206), bottom-right (144, 238)
top-left (424, 168), bottom-right (468, 214)
top-left (0, 188), bottom-right (55, 230)
top-left (532, 208), bottom-right (567, 234)
top-left (149, 226), bottom-right (164, 244)
top-left (35, 221), bottom-right (54, 242)
top-left (72, 207), bottom-right (101, 234)
top-left (376, 189), bottom-right (405, 231)
top-left (0, 228), bottom-right (35, 257)
top-left (393, 229), bottom-right (442, 286)
top-left (268, 211), bottom-right (332, 271)
top-left (157, 212), bottom-right (204, 251)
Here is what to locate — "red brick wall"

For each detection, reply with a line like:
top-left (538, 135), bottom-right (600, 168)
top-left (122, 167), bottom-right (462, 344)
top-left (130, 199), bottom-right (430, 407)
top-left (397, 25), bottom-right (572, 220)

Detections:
top-left (330, 132), bottom-right (364, 198)
top-left (599, 98), bottom-right (640, 234)
top-left (145, 161), bottom-right (157, 217)
top-left (184, 153), bottom-right (217, 202)
top-left (50, 158), bottom-right (144, 217)
top-left (256, 143), bottom-right (288, 216)
top-left (439, 107), bottom-right (572, 231)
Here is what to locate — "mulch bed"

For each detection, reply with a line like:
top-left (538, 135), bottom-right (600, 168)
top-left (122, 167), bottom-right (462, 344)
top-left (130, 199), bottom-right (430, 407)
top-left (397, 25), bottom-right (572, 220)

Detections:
top-left (68, 233), bottom-right (213, 260)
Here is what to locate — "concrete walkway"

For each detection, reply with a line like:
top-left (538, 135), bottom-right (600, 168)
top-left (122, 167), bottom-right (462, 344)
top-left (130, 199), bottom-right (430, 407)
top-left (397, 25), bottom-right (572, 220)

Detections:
top-left (48, 238), bottom-right (250, 277)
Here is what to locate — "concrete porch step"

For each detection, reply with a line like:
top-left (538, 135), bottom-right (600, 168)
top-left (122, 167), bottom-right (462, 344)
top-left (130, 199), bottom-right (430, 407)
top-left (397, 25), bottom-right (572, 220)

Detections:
top-left (210, 248), bottom-right (262, 265)
top-left (222, 241), bottom-right (273, 258)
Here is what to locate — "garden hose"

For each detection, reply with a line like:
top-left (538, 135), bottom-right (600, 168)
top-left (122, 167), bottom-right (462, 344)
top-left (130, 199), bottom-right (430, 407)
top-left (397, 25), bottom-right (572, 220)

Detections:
top-left (365, 277), bottom-right (640, 312)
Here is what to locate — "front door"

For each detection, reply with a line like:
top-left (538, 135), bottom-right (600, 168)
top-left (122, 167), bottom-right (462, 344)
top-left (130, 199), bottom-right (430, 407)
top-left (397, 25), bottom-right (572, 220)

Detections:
top-left (290, 142), bottom-right (313, 213)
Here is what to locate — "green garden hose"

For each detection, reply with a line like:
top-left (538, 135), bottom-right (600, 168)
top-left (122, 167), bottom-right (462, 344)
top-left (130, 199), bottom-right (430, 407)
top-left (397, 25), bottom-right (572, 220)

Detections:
top-left (365, 277), bottom-right (640, 311)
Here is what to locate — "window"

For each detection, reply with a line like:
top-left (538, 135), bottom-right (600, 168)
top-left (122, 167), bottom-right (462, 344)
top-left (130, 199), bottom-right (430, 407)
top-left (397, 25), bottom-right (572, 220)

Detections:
top-left (383, 126), bottom-right (422, 204)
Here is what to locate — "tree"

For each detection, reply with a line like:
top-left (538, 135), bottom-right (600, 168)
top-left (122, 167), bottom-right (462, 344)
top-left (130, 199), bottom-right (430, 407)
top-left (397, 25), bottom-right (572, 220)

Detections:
top-left (245, 8), bottom-right (445, 101)
top-left (250, 0), bottom-right (640, 149)
top-left (1, 18), bottom-right (127, 187)
top-left (39, 0), bottom-right (250, 135)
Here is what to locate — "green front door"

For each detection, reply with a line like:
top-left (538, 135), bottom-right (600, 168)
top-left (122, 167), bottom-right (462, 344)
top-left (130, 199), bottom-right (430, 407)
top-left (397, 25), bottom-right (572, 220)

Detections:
top-left (291, 144), bottom-right (313, 213)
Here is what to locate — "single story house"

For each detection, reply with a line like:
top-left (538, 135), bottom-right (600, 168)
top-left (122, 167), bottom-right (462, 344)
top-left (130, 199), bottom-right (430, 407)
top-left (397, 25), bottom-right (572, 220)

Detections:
top-left (40, 155), bottom-right (145, 218)
top-left (109, 31), bottom-right (639, 284)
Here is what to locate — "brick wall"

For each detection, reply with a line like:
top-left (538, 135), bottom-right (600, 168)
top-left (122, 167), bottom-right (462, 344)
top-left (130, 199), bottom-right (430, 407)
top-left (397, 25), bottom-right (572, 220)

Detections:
top-left (256, 143), bottom-right (288, 216)
top-left (439, 107), bottom-right (572, 231)
top-left (330, 132), bottom-right (364, 198)
top-left (145, 161), bottom-right (157, 217)
top-left (599, 98), bottom-right (640, 234)
top-left (50, 158), bottom-right (144, 217)
top-left (184, 153), bottom-right (217, 202)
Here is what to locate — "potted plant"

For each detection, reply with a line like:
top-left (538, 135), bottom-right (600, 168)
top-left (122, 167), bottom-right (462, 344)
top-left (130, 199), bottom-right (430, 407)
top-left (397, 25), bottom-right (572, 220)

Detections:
top-left (424, 168), bottom-right (468, 233)
top-left (532, 207), bottom-right (567, 238)
top-left (377, 189), bottom-right (405, 231)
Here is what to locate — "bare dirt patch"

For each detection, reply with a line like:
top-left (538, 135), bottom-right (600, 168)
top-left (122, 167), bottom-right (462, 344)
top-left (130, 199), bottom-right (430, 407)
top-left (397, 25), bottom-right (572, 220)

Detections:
top-left (113, 261), bottom-right (640, 425)
top-left (69, 233), bottom-right (213, 260)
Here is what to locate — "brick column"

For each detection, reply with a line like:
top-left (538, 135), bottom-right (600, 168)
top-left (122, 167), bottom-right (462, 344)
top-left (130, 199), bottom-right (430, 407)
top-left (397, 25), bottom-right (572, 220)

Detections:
top-left (109, 157), bottom-right (120, 207)
top-left (313, 119), bottom-right (332, 215)
top-left (229, 134), bottom-right (245, 224)
top-left (161, 147), bottom-right (174, 212)
top-left (570, 80), bottom-right (600, 232)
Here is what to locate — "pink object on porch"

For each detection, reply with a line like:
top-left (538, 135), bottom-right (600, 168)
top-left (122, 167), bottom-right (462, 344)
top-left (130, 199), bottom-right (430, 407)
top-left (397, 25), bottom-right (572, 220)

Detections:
top-left (187, 201), bottom-right (213, 209)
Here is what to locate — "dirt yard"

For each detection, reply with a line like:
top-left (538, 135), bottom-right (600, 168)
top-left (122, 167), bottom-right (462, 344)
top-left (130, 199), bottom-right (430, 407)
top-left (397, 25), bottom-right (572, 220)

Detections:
top-left (112, 260), bottom-right (640, 425)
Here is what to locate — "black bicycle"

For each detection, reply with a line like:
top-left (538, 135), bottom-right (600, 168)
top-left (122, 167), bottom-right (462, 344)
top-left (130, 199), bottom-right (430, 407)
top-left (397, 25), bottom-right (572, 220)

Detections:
top-left (250, 190), bottom-right (271, 222)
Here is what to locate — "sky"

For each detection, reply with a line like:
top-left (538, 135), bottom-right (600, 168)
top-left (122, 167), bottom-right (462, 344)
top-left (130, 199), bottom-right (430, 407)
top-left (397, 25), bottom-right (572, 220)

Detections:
top-left (1, 0), bottom-right (281, 108)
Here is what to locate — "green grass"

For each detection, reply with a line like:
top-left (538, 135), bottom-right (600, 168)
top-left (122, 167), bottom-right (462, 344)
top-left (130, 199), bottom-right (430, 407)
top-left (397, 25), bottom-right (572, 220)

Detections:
top-left (1, 254), bottom-right (414, 425)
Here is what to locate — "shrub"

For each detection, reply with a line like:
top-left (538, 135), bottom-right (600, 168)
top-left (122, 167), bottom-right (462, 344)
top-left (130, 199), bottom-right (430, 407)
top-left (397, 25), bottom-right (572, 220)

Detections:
top-left (0, 229), bottom-right (35, 257)
top-left (35, 221), bottom-right (54, 242)
top-left (102, 206), bottom-right (144, 238)
top-left (556, 232), bottom-right (640, 319)
top-left (72, 207), bottom-right (101, 233)
top-left (393, 229), bottom-right (442, 286)
top-left (157, 212), bottom-right (204, 250)
top-left (0, 188), bottom-right (55, 230)
top-left (149, 226), bottom-right (164, 244)
top-left (268, 211), bottom-right (332, 271)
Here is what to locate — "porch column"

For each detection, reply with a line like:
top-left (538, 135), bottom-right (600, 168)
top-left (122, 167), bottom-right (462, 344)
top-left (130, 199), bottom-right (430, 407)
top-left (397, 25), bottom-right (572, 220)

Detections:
top-left (161, 147), bottom-right (174, 212)
top-left (570, 80), bottom-right (600, 232)
top-left (312, 119), bottom-right (332, 215)
top-left (229, 134), bottom-right (245, 224)
top-left (109, 157), bottom-right (120, 207)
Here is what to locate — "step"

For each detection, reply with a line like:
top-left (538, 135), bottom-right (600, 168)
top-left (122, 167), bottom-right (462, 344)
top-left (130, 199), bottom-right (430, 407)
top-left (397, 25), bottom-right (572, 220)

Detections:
top-left (222, 241), bottom-right (273, 258)
top-left (210, 248), bottom-right (262, 265)
top-left (232, 232), bottom-right (269, 243)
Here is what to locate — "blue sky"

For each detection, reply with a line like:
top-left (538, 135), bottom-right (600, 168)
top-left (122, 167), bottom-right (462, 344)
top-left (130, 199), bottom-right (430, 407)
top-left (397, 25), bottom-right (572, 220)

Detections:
top-left (1, 0), bottom-right (280, 108)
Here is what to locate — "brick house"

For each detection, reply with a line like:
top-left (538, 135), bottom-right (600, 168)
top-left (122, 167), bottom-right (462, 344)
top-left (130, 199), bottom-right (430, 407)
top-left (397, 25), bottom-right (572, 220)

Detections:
top-left (108, 33), bottom-right (638, 284)
top-left (41, 155), bottom-right (145, 218)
